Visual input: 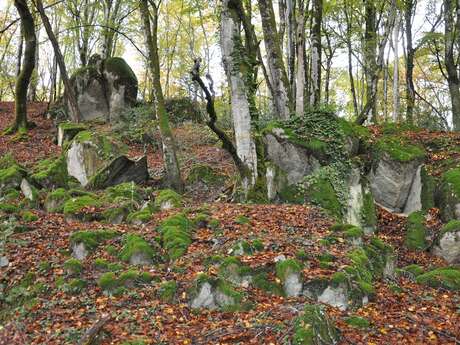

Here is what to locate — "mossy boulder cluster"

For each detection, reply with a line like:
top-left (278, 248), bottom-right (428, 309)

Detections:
top-left (68, 55), bottom-right (138, 122)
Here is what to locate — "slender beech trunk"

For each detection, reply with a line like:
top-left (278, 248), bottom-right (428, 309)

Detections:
top-left (392, 12), bottom-right (400, 122)
top-left (12, 0), bottom-right (36, 133)
top-left (404, 0), bottom-right (415, 124)
top-left (28, 23), bottom-right (39, 102)
top-left (295, 0), bottom-right (306, 116)
top-left (286, 0), bottom-right (296, 94)
top-left (139, 0), bottom-right (183, 192)
top-left (344, 6), bottom-right (358, 118)
top-left (221, 0), bottom-right (258, 192)
top-left (15, 29), bottom-right (23, 77)
top-left (444, 0), bottom-right (460, 130)
top-left (310, 0), bottom-right (322, 106)
top-left (35, 0), bottom-right (81, 122)
top-left (258, 0), bottom-right (293, 119)
top-left (363, 0), bottom-right (377, 122)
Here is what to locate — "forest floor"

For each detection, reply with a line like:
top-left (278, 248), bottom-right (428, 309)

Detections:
top-left (0, 102), bottom-right (459, 345)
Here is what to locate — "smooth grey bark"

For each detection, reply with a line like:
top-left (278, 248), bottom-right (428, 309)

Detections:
top-left (221, 0), bottom-right (258, 191)
top-left (404, 0), bottom-right (416, 124)
top-left (295, 0), bottom-right (306, 116)
top-left (363, 0), bottom-right (377, 122)
top-left (310, 0), bottom-right (322, 106)
top-left (258, 0), bottom-right (293, 119)
top-left (443, 0), bottom-right (460, 131)
top-left (392, 12), bottom-right (400, 122)
top-left (15, 28), bottom-right (23, 77)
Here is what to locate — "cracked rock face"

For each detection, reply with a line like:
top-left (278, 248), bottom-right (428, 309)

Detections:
top-left (433, 231), bottom-right (460, 264)
top-left (369, 154), bottom-right (422, 213)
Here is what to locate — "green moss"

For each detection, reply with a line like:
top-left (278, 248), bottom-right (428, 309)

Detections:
top-left (45, 188), bottom-right (69, 212)
top-left (375, 136), bottom-right (425, 162)
top-left (405, 212), bottom-right (428, 250)
top-left (119, 270), bottom-right (139, 286)
top-left (416, 267), bottom-right (460, 290)
top-left (70, 230), bottom-right (118, 251)
top-left (63, 258), bottom-right (83, 275)
top-left (108, 263), bottom-right (123, 272)
top-left (98, 272), bottom-right (119, 291)
top-left (154, 189), bottom-right (183, 209)
top-left (252, 272), bottom-right (284, 295)
top-left (104, 57), bottom-right (138, 103)
top-left (127, 207), bottom-right (153, 224)
top-left (160, 214), bottom-right (192, 260)
top-left (38, 260), bottom-right (52, 273)
top-left (332, 224), bottom-right (364, 239)
top-left (331, 272), bottom-right (348, 285)
top-left (361, 191), bottom-right (377, 228)
top-left (0, 202), bottom-right (19, 214)
top-left (192, 213), bottom-right (209, 228)
top-left (215, 279), bottom-right (245, 311)
top-left (65, 279), bottom-right (87, 294)
top-left (306, 176), bottom-right (342, 219)
top-left (120, 339), bottom-right (147, 345)
top-left (160, 213), bottom-right (191, 230)
top-left (31, 156), bottom-right (67, 188)
top-left (158, 281), bottom-right (177, 302)
top-left (21, 210), bottom-right (38, 222)
top-left (104, 182), bottom-right (142, 203)
top-left (208, 218), bottom-right (220, 230)
top-left (105, 245), bottom-right (118, 256)
top-left (296, 250), bottom-right (309, 262)
top-left (72, 130), bottom-right (125, 161)
top-left (344, 316), bottom-right (370, 329)
top-left (219, 256), bottom-right (252, 281)
top-left (443, 167), bottom-right (460, 197)
top-left (232, 239), bottom-right (263, 255)
top-left (93, 258), bottom-right (109, 270)
top-left (439, 220), bottom-right (460, 236)
top-left (187, 164), bottom-right (224, 185)
top-left (401, 264), bottom-right (424, 278)
top-left (139, 272), bottom-right (153, 283)
top-left (0, 153), bottom-right (17, 169)
top-left (4, 189), bottom-right (20, 200)
top-left (235, 215), bottom-right (250, 225)
top-left (0, 164), bottom-right (26, 188)
top-left (421, 168), bottom-right (435, 210)
top-left (276, 259), bottom-right (302, 281)
top-left (293, 305), bottom-right (340, 345)
top-left (119, 234), bottom-right (155, 263)
top-left (63, 195), bottom-right (100, 215)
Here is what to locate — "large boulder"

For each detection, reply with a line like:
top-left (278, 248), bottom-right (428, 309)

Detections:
top-left (432, 220), bottom-right (460, 264)
top-left (436, 167), bottom-right (460, 222)
top-left (369, 138), bottom-right (425, 213)
top-left (65, 130), bottom-right (147, 188)
top-left (68, 55), bottom-right (137, 122)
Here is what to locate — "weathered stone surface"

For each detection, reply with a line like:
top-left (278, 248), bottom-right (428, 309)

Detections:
top-left (129, 251), bottom-right (153, 266)
top-left (433, 231), bottom-right (460, 264)
top-left (404, 166), bottom-right (422, 215)
top-left (283, 272), bottom-right (302, 297)
top-left (68, 56), bottom-right (138, 122)
top-left (190, 282), bottom-right (216, 309)
top-left (57, 123), bottom-right (86, 147)
top-left (72, 242), bottom-right (89, 260)
top-left (369, 154), bottom-right (422, 213)
top-left (0, 256), bottom-right (9, 267)
top-left (88, 155), bottom-right (149, 189)
top-left (317, 285), bottom-right (348, 311)
top-left (265, 130), bottom-right (321, 186)
top-left (20, 178), bottom-right (35, 201)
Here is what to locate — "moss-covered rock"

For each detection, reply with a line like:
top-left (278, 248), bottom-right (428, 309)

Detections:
top-left (30, 156), bottom-right (68, 189)
top-left (0, 164), bottom-right (27, 192)
top-left (154, 189), bottom-right (183, 210)
top-left (344, 316), bottom-right (370, 329)
top-left (119, 234), bottom-right (155, 265)
top-left (103, 201), bottom-right (136, 224)
top-left (160, 214), bottom-right (192, 260)
top-left (405, 212), bottom-right (428, 250)
top-left (374, 136), bottom-right (425, 163)
top-left (219, 257), bottom-right (253, 287)
top-left (63, 195), bottom-right (101, 220)
top-left (44, 188), bottom-right (70, 213)
top-left (276, 259), bottom-right (303, 297)
top-left (63, 258), bottom-right (83, 276)
top-left (104, 182), bottom-right (143, 203)
top-left (293, 304), bottom-right (340, 345)
top-left (158, 281), bottom-right (177, 302)
top-left (57, 122), bottom-right (87, 147)
top-left (21, 210), bottom-right (38, 222)
top-left (70, 230), bottom-right (118, 259)
top-left (127, 204), bottom-right (154, 225)
top-left (186, 164), bottom-right (225, 185)
top-left (231, 239), bottom-right (264, 256)
top-left (416, 267), bottom-right (460, 290)
top-left (437, 167), bottom-right (460, 221)
top-left (432, 220), bottom-right (460, 263)
top-left (98, 272), bottom-right (120, 292)
top-left (400, 264), bottom-right (424, 278)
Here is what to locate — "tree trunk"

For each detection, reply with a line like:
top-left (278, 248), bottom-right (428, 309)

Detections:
top-left (404, 0), bottom-right (415, 124)
top-left (286, 0), bottom-right (296, 94)
top-left (309, 0), bottom-right (322, 106)
top-left (28, 21), bottom-right (39, 102)
top-left (363, 0), bottom-right (377, 122)
top-left (295, 0), bottom-right (306, 116)
top-left (344, 6), bottom-right (358, 118)
top-left (444, 0), bottom-right (460, 131)
top-left (12, 0), bottom-right (36, 133)
top-left (35, 0), bottom-right (81, 123)
top-left (15, 28), bottom-right (23, 77)
top-left (221, 0), bottom-right (258, 193)
top-left (258, 0), bottom-right (293, 119)
top-left (139, 0), bottom-right (183, 192)
top-left (392, 12), bottom-right (400, 122)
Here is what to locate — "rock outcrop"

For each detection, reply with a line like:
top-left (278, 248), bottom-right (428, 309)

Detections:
top-left (68, 55), bottom-right (137, 122)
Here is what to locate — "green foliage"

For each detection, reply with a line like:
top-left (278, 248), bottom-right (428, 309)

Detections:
top-left (401, 264), bottom-right (424, 278)
top-left (0, 164), bottom-right (26, 188)
top-left (45, 188), bottom-right (70, 212)
top-left (70, 230), bottom-right (118, 251)
top-left (375, 136), bottom-right (425, 162)
top-left (119, 270), bottom-right (140, 286)
top-left (21, 210), bottom-right (38, 222)
top-left (416, 267), bottom-right (460, 290)
top-left (344, 316), bottom-right (370, 329)
top-left (154, 189), bottom-right (183, 209)
top-left (93, 258), bottom-right (109, 270)
top-left (158, 281), bottom-right (177, 302)
top-left (439, 220), bottom-right (460, 236)
top-left (234, 215), bottom-right (250, 225)
top-left (104, 182), bottom-right (142, 203)
top-left (405, 212), bottom-right (428, 250)
top-left (276, 259), bottom-right (302, 281)
top-left (0, 202), bottom-right (19, 214)
top-left (127, 207), bottom-right (153, 224)
top-left (119, 234), bottom-right (155, 263)
top-left (160, 213), bottom-right (192, 260)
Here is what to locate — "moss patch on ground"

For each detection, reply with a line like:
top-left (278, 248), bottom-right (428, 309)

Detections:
top-left (416, 267), bottom-right (460, 291)
top-left (405, 212), bottom-right (428, 250)
top-left (375, 136), bottom-right (425, 162)
top-left (160, 213), bottom-right (192, 260)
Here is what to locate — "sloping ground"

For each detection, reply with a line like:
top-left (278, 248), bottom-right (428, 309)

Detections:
top-left (0, 103), bottom-right (459, 344)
